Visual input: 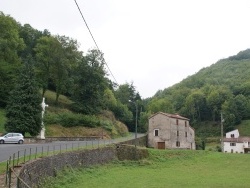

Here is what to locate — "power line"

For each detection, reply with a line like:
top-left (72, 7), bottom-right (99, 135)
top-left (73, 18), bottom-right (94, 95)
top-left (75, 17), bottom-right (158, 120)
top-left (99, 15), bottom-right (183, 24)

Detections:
top-left (74, 0), bottom-right (118, 84)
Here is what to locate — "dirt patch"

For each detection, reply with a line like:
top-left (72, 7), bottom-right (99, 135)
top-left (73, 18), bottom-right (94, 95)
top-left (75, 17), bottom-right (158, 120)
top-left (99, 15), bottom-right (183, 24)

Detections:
top-left (0, 173), bottom-right (5, 188)
top-left (0, 166), bottom-right (23, 188)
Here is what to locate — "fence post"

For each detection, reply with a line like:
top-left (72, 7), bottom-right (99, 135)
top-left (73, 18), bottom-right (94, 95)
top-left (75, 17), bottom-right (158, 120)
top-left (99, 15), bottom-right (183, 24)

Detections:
top-left (24, 149), bottom-right (26, 163)
top-left (17, 151), bottom-right (20, 166)
top-left (35, 147), bottom-right (37, 159)
top-left (5, 158), bottom-right (10, 186)
top-left (12, 153), bottom-right (15, 168)
top-left (41, 146), bottom-right (43, 158)
top-left (16, 176), bottom-right (20, 188)
top-left (47, 145), bottom-right (49, 156)
top-left (29, 148), bottom-right (32, 161)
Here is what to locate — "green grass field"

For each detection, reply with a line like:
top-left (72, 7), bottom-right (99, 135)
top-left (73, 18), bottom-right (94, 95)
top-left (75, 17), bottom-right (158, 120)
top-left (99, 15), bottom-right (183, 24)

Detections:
top-left (42, 149), bottom-right (250, 188)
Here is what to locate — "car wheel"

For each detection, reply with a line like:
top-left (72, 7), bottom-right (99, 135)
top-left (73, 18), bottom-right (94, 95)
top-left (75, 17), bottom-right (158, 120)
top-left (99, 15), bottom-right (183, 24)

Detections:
top-left (0, 140), bottom-right (4, 144)
top-left (18, 140), bottom-right (24, 144)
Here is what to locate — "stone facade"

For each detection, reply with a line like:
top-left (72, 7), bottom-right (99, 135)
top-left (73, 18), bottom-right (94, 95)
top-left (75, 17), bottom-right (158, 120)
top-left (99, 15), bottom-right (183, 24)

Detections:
top-left (148, 112), bottom-right (195, 150)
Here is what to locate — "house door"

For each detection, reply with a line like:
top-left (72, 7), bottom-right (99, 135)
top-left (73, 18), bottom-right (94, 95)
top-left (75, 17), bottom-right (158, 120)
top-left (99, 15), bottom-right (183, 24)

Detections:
top-left (157, 142), bottom-right (165, 149)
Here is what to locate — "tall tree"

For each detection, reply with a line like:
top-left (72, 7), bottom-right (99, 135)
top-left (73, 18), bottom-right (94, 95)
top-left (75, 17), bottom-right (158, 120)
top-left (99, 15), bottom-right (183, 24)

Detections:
top-left (53, 35), bottom-right (82, 102)
top-left (184, 90), bottom-right (207, 122)
top-left (5, 58), bottom-right (42, 136)
top-left (18, 23), bottom-right (43, 59)
top-left (147, 98), bottom-right (174, 114)
top-left (114, 83), bottom-right (137, 105)
top-left (0, 12), bottom-right (25, 107)
top-left (72, 49), bottom-right (108, 114)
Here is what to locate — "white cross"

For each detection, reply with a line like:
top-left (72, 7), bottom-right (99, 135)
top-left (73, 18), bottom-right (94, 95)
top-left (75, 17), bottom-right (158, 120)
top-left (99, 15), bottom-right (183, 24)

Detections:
top-left (41, 97), bottom-right (49, 119)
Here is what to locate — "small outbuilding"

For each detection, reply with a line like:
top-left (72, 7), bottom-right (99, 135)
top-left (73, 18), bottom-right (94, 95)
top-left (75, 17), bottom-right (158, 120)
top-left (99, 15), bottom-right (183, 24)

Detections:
top-left (148, 112), bottom-right (195, 150)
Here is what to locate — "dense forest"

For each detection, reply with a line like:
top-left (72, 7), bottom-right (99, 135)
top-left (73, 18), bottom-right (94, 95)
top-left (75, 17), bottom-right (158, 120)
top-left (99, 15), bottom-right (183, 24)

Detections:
top-left (149, 49), bottom-right (250, 135)
top-left (1, 11), bottom-right (250, 139)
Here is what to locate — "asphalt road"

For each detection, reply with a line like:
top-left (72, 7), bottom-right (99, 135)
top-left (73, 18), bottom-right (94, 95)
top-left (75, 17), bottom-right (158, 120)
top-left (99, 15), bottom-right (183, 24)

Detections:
top-left (0, 133), bottom-right (145, 163)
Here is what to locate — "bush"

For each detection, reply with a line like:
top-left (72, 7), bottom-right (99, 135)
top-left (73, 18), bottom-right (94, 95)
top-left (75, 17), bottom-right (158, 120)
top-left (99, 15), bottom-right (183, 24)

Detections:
top-left (44, 112), bottom-right (100, 128)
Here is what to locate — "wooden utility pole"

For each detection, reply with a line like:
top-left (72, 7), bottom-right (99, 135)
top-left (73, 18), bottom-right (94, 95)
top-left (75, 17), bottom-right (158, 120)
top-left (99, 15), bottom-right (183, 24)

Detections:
top-left (221, 113), bottom-right (224, 152)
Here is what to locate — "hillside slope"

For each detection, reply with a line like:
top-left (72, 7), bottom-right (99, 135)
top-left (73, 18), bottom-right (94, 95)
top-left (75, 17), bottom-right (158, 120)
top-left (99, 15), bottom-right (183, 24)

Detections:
top-left (149, 49), bottom-right (250, 138)
top-left (0, 90), bottom-right (129, 138)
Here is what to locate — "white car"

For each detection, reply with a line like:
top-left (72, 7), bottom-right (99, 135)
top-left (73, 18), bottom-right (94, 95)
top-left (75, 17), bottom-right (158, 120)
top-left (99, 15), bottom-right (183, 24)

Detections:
top-left (0, 133), bottom-right (24, 144)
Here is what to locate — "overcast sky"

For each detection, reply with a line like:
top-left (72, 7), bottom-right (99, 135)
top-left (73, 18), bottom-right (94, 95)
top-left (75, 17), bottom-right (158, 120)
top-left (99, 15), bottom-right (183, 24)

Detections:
top-left (1, 0), bottom-right (250, 98)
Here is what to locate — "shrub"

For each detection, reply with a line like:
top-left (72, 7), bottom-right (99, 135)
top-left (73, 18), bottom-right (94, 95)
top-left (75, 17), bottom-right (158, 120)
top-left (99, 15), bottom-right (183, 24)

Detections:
top-left (44, 112), bottom-right (100, 128)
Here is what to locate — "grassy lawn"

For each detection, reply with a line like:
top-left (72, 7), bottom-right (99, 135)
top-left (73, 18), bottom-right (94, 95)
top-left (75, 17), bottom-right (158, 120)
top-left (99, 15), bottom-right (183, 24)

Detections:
top-left (43, 149), bottom-right (250, 188)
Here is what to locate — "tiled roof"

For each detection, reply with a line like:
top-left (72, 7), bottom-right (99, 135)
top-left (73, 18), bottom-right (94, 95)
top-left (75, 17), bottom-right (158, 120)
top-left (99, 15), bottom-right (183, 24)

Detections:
top-left (149, 112), bottom-right (189, 120)
top-left (223, 137), bottom-right (250, 143)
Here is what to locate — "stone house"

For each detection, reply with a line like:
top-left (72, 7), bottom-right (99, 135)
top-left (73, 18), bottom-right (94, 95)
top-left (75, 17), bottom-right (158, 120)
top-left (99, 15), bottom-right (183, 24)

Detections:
top-left (223, 129), bottom-right (250, 153)
top-left (148, 112), bottom-right (195, 150)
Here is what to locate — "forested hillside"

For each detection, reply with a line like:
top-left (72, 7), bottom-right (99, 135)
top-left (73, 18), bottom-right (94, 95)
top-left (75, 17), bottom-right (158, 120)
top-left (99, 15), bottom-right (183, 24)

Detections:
top-left (0, 12), bottom-right (144, 136)
top-left (149, 49), bottom-right (250, 135)
top-left (1, 11), bottom-right (250, 140)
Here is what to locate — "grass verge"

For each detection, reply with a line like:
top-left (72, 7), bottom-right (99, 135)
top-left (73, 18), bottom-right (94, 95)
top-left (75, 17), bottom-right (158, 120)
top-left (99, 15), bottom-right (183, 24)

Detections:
top-left (42, 149), bottom-right (250, 188)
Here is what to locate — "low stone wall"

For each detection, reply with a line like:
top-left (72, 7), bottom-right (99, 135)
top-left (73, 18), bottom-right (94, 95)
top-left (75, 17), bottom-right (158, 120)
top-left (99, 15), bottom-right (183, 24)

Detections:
top-left (18, 147), bottom-right (117, 188)
top-left (119, 135), bottom-right (148, 147)
top-left (17, 139), bottom-right (148, 188)
top-left (116, 144), bottom-right (149, 160)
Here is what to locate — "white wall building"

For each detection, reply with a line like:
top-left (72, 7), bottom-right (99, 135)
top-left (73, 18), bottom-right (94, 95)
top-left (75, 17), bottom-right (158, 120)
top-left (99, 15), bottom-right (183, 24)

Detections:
top-left (223, 129), bottom-right (250, 153)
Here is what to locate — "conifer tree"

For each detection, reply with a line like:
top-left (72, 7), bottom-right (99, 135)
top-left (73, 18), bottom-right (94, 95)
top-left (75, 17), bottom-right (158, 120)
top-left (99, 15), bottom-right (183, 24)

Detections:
top-left (5, 58), bottom-right (42, 136)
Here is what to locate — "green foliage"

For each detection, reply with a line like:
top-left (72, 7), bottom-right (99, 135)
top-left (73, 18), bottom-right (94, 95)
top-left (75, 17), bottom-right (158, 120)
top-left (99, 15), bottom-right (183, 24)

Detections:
top-left (0, 12), bottom-right (25, 107)
top-left (229, 48), bottom-right (250, 60)
top-left (18, 23), bottom-right (44, 59)
top-left (150, 49), bottom-right (250, 133)
top-left (147, 97), bottom-right (174, 114)
top-left (45, 112), bottom-right (100, 128)
top-left (71, 49), bottom-right (109, 114)
top-left (0, 12), bottom-right (25, 64)
top-left (0, 108), bottom-right (6, 133)
top-left (237, 120), bottom-right (250, 136)
top-left (114, 83), bottom-right (143, 132)
top-left (45, 111), bottom-right (126, 135)
top-left (0, 12), bottom-right (143, 133)
top-left (5, 60), bottom-right (42, 136)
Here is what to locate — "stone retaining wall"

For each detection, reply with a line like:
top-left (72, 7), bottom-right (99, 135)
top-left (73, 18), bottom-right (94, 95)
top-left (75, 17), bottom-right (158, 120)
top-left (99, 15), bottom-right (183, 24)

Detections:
top-left (17, 136), bottom-right (148, 188)
top-left (18, 147), bottom-right (117, 188)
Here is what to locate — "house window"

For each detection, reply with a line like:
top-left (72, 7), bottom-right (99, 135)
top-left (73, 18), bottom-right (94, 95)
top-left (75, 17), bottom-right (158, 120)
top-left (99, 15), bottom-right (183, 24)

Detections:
top-left (230, 143), bottom-right (236, 146)
top-left (154, 129), bottom-right (159, 136)
top-left (185, 132), bottom-right (187, 137)
top-left (177, 131), bottom-right (179, 136)
top-left (176, 119), bottom-right (179, 125)
top-left (231, 134), bottom-right (235, 138)
top-left (185, 121), bottom-right (187, 127)
top-left (176, 141), bottom-right (180, 147)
